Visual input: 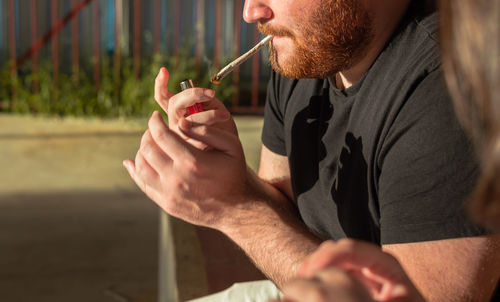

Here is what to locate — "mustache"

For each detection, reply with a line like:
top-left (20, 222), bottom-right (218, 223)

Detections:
top-left (258, 23), bottom-right (294, 39)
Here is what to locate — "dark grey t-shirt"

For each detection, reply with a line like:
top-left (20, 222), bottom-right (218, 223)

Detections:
top-left (261, 11), bottom-right (486, 245)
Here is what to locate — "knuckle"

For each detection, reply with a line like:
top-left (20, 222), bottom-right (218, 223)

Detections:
top-left (168, 95), bottom-right (180, 110)
top-left (197, 125), bottom-right (209, 137)
top-left (192, 88), bottom-right (204, 99)
top-left (170, 96), bottom-right (185, 115)
top-left (151, 125), bottom-right (167, 142)
top-left (182, 157), bottom-right (200, 175)
top-left (170, 178), bottom-right (185, 191)
top-left (140, 143), bottom-right (153, 159)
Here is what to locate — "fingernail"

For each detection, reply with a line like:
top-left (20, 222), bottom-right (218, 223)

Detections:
top-left (204, 89), bottom-right (215, 98)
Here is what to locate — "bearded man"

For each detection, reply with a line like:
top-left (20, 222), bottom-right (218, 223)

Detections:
top-left (124, 0), bottom-right (500, 301)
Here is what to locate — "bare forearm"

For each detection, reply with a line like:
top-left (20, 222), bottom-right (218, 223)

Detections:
top-left (384, 235), bottom-right (500, 302)
top-left (221, 169), bottom-right (322, 288)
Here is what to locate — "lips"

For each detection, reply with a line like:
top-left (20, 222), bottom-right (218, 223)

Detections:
top-left (271, 36), bottom-right (289, 47)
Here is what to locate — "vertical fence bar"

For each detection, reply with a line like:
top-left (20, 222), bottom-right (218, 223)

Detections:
top-left (174, 0), bottom-right (180, 64)
top-left (251, 27), bottom-right (260, 109)
top-left (51, 0), bottom-right (59, 86)
top-left (114, 0), bottom-right (122, 101)
top-left (154, 0), bottom-right (161, 54)
top-left (232, 0), bottom-right (242, 110)
top-left (93, 0), bottom-right (100, 90)
top-left (72, 0), bottom-right (80, 83)
top-left (30, 0), bottom-right (39, 95)
top-left (213, 0), bottom-right (222, 70)
top-left (8, 0), bottom-right (17, 108)
top-left (195, 0), bottom-right (204, 80)
top-left (133, 0), bottom-right (141, 79)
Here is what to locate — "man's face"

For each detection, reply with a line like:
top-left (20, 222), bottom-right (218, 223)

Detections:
top-left (244, 0), bottom-right (373, 79)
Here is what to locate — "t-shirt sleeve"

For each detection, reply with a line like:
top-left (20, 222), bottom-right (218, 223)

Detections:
top-left (262, 72), bottom-right (287, 156)
top-left (377, 68), bottom-right (487, 244)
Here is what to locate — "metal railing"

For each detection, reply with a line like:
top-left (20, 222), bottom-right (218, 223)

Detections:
top-left (1, 0), bottom-right (271, 114)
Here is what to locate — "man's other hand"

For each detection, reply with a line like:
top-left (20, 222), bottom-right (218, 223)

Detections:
top-left (123, 111), bottom-right (255, 231)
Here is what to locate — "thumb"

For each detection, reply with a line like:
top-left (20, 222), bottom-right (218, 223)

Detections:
top-left (154, 67), bottom-right (174, 113)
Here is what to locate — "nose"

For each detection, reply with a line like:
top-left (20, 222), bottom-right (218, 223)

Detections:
top-left (243, 0), bottom-right (273, 23)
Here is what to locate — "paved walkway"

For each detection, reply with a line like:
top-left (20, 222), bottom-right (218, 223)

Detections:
top-left (0, 114), bottom-right (264, 302)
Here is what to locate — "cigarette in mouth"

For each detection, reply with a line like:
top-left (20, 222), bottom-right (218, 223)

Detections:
top-left (211, 35), bottom-right (273, 84)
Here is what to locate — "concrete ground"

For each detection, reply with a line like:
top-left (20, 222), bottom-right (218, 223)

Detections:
top-left (0, 114), bottom-right (264, 302)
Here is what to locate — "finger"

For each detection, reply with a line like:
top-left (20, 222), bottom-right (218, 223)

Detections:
top-left (140, 129), bottom-right (152, 148)
top-left (123, 158), bottom-right (155, 195)
top-left (140, 130), bottom-right (172, 174)
top-left (299, 241), bottom-right (339, 277)
top-left (300, 239), bottom-right (405, 281)
top-left (148, 111), bottom-right (198, 162)
top-left (280, 279), bottom-right (327, 302)
top-left (154, 67), bottom-right (174, 113)
top-left (123, 158), bottom-right (166, 209)
top-left (123, 159), bottom-right (138, 184)
top-left (332, 239), bottom-right (406, 280)
top-left (314, 267), bottom-right (363, 291)
top-left (299, 240), bottom-right (417, 301)
top-left (135, 151), bottom-right (159, 184)
top-left (348, 269), bottom-right (385, 298)
top-left (315, 268), bottom-right (373, 301)
top-left (191, 94), bottom-right (228, 111)
top-left (179, 117), bottom-right (243, 156)
top-left (185, 108), bottom-right (231, 126)
top-left (360, 267), bottom-right (409, 301)
top-left (169, 88), bottom-right (215, 118)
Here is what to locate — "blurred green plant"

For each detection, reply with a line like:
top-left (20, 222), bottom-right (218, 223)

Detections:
top-left (0, 46), bottom-right (237, 118)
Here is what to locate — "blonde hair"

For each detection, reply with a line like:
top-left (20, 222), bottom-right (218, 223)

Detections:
top-left (440, 0), bottom-right (500, 230)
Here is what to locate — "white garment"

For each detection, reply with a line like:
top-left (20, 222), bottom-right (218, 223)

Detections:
top-left (188, 280), bottom-right (282, 302)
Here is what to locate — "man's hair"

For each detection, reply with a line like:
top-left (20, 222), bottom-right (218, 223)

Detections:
top-left (440, 0), bottom-right (500, 230)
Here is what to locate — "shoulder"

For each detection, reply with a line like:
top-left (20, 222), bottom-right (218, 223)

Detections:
top-left (373, 12), bottom-right (441, 83)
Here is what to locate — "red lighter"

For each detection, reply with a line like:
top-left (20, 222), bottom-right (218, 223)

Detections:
top-left (180, 79), bottom-right (204, 116)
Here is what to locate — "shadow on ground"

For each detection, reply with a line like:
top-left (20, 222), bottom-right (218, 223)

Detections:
top-left (0, 114), bottom-right (264, 302)
top-left (0, 190), bottom-right (158, 302)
